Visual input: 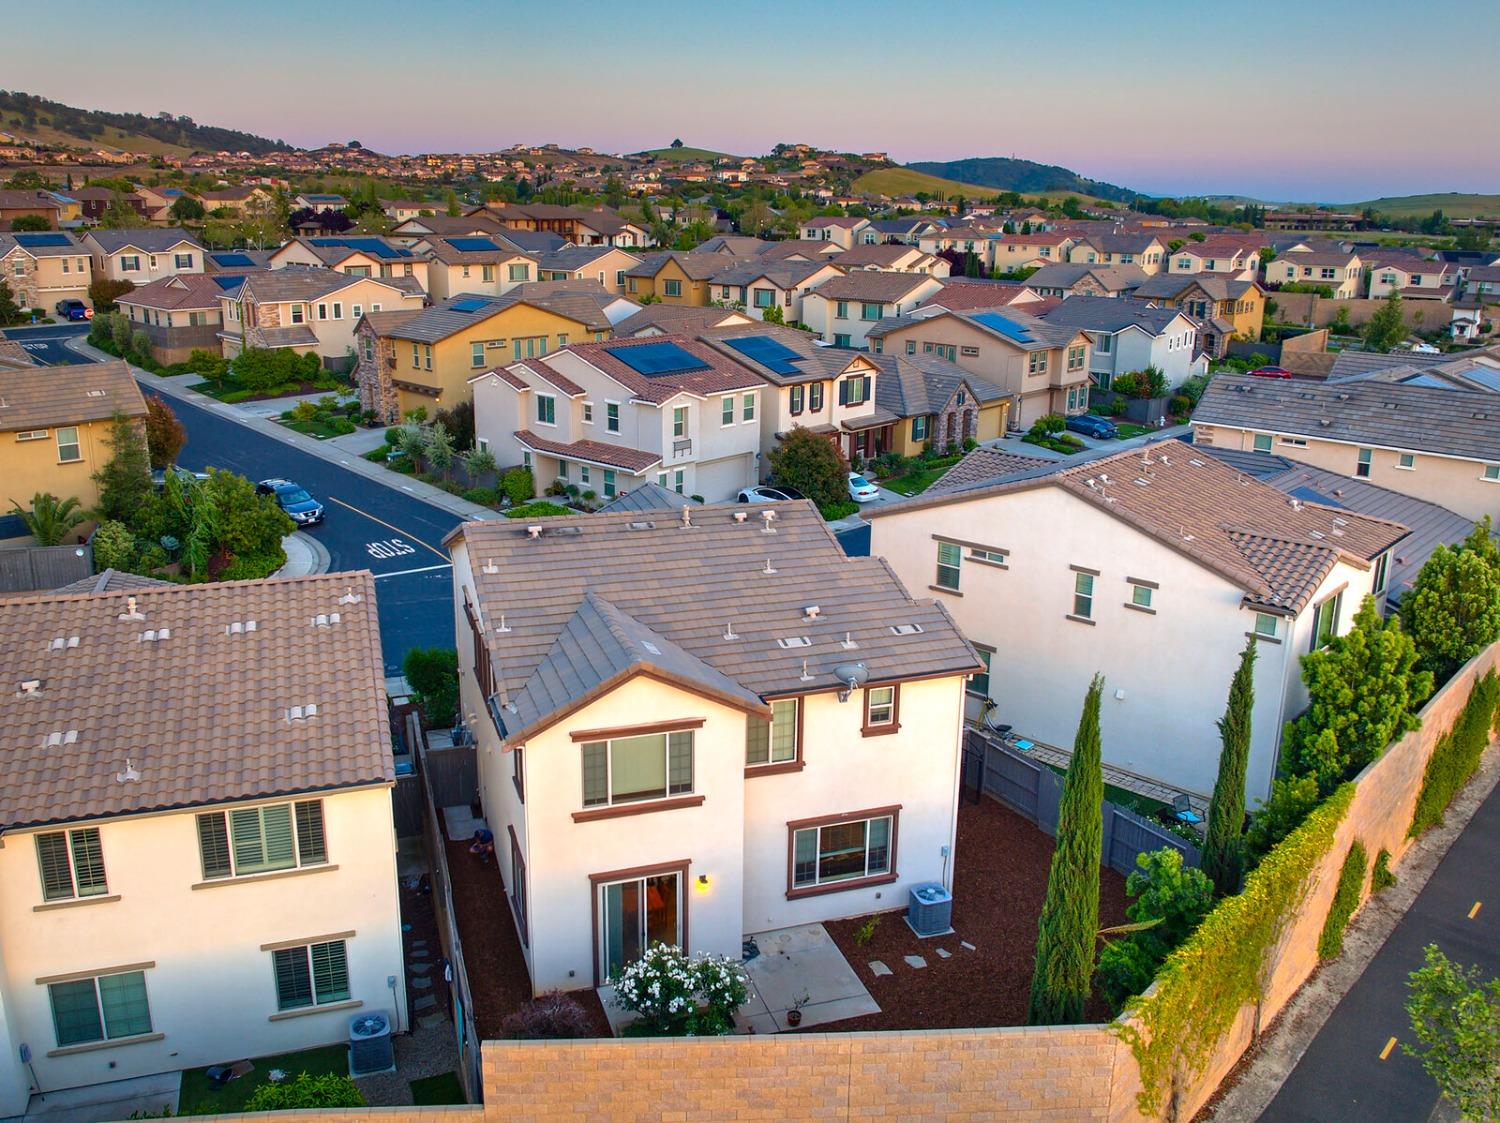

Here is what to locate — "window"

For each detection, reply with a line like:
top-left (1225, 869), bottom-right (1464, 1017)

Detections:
top-left (791, 813), bottom-right (894, 891)
top-left (1357, 447), bottom-right (1372, 477)
top-left (332, 303), bottom-right (342, 320)
top-left (1129, 583), bottom-right (1154, 609)
top-left (961, 344), bottom-right (980, 357)
top-left (49, 969), bottom-right (152, 1047)
top-left (746, 699), bottom-right (799, 766)
top-left (1281, 437), bottom-right (1307, 448)
top-left (351, 304), bottom-right (362, 320)
top-left (1372, 552), bottom-right (1389, 595)
top-left (272, 939), bottom-right (349, 1011)
top-left (471, 341), bottom-right (485, 369)
top-left (1028, 352), bottom-right (1047, 375)
top-left (743, 393), bottom-right (755, 422)
top-left (1397, 453), bottom-right (1415, 470)
top-left (56, 427), bottom-right (81, 463)
top-left (834, 334), bottom-right (851, 348)
top-left (673, 406), bottom-right (687, 438)
top-left (35, 828), bottom-right (107, 902)
top-left (789, 385), bottom-right (805, 415)
top-left (120, 255), bottom-right (140, 273)
top-left (509, 832), bottom-right (527, 942)
top-left (835, 301), bottom-right (849, 319)
top-left (911, 416), bottom-right (928, 442)
top-left (537, 395), bottom-right (556, 425)
top-left (722, 396), bottom-right (735, 426)
top-left (905, 340), bottom-right (917, 356)
top-left (196, 800), bottom-right (326, 880)
top-left (579, 465), bottom-right (590, 485)
top-left (582, 401), bottom-right (594, 424)
top-left (557, 459), bottom-right (569, 481)
top-left (1252, 433), bottom-right (1273, 453)
top-left (1073, 571), bottom-right (1095, 618)
top-left (422, 344), bottom-right (433, 370)
top-left (1484, 465), bottom-right (1500, 482)
top-left (809, 383), bottom-right (824, 411)
top-left (662, 279), bottom-right (682, 297)
top-left (864, 685), bottom-right (897, 731)
top-left (860, 302), bottom-right (882, 321)
top-left (969, 648), bottom-right (992, 697)
top-left (581, 730), bottom-right (694, 807)
top-left (935, 541), bottom-right (961, 590)
top-left (673, 469), bottom-right (685, 493)
top-left (482, 265), bottom-right (495, 283)
top-left (316, 303), bottom-right (328, 321)
top-left (508, 263), bottom-right (528, 282)
top-left (1311, 591), bottom-right (1343, 651)
top-left (174, 253), bottom-right (193, 270)
top-left (1254, 612), bottom-right (1278, 638)
top-left (1067, 344), bottom-right (1086, 371)
top-left (753, 288), bottom-right (774, 309)
top-left (603, 469), bottom-right (616, 498)
top-left (606, 402), bottom-right (620, 432)
top-left (839, 376), bottom-right (871, 406)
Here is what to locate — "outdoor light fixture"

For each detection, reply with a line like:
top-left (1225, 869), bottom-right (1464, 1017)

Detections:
top-left (696, 874), bottom-right (711, 892)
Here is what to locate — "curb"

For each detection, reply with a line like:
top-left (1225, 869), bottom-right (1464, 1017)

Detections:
top-left (275, 531), bottom-right (331, 578)
top-left (65, 336), bottom-right (498, 523)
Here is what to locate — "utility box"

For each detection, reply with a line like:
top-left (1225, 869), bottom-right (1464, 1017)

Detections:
top-left (907, 882), bottom-right (953, 937)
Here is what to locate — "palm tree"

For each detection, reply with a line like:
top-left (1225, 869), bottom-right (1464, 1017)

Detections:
top-left (163, 475), bottom-right (220, 581)
top-left (11, 493), bottom-right (84, 546)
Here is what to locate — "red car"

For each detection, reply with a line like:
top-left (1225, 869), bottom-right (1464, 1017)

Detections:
top-left (1249, 365), bottom-right (1293, 379)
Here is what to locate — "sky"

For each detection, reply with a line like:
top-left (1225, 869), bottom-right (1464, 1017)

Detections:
top-left (8, 0), bottom-right (1500, 202)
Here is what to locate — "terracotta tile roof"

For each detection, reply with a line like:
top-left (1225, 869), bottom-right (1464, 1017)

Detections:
top-left (555, 335), bottom-right (763, 404)
top-left (0, 339), bottom-right (36, 369)
top-left (0, 360), bottom-right (146, 432)
top-left (929, 280), bottom-right (1040, 311)
top-left (117, 273), bottom-right (231, 311)
top-left (50, 569), bottom-right (174, 595)
top-left (614, 305), bottom-right (754, 336)
top-left (509, 358), bottom-right (585, 396)
top-left (805, 271), bottom-right (935, 302)
top-left (926, 447), bottom-right (1054, 494)
top-left (513, 430), bottom-right (662, 472)
top-left (0, 571), bottom-right (391, 831)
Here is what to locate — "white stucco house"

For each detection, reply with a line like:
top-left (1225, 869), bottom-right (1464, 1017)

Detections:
top-left (0, 572), bottom-right (403, 1118)
top-left (1039, 295), bottom-right (1208, 389)
top-left (865, 445), bottom-right (1408, 806)
top-left (445, 501), bottom-right (980, 994)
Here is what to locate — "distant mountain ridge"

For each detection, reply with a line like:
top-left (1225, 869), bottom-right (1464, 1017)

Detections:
top-left (907, 157), bottom-right (1138, 204)
top-left (0, 90), bottom-right (288, 155)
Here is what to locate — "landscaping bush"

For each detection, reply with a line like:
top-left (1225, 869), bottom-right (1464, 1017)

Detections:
top-left (463, 487), bottom-right (499, 506)
top-left (1409, 669), bottom-right (1500, 837)
top-left (1112, 366), bottom-right (1167, 399)
top-left (1103, 397), bottom-right (1129, 417)
top-left (90, 519), bottom-right (137, 571)
top-left (244, 1072), bottom-right (364, 1111)
top-left (1401, 520), bottom-right (1500, 685)
top-left (1029, 413), bottom-right (1066, 438)
top-left (385, 427), bottom-right (404, 446)
top-left (110, 312), bottom-right (133, 353)
top-left (1372, 848), bottom-right (1397, 892)
top-left (88, 277), bottom-right (136, 313)
top-left (403, 647), bottom-right (459, 729)
top-left (290, 400), bottom-right (320, 423)
top-left (609, 944), bottom-right (748, 1036)
top-left (1168, 394), bottom-right (1193, 417)
top-left (215, 550), bottom-right (285, 582)
top-left (818, 499), bottom-right (859, 521)
top-left (500, 992), bottom-right (595, 1039)
top-left (327, 416), bottom-right (356, 435)
top-left (1098, 848), bottom-right (1215, 1013)
top-left (501, 467), bottom-right (534, 506)
top-left (1318, 840), bottom-right (1368, 960)
top-left (1176, 374), bottom-right (1210, 405)
top-left (503, 501), bottom-right (572, 520)
top-left (1245, 774), bottom-right (1323, 865)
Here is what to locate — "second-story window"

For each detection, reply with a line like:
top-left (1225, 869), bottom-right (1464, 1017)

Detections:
top-left (197, 800), bottom-right (327, 880)
top-left (721, 396), bottom-right (734, 426)
top-left (606, 402), bottom-right (620, 432)
top-left (1073, 572), bottom-right (1095, 619)
top-left (509, 263), bottom-right (529, 282)
top-left (860, 302), bottom-right (882, 322)
top-left (743, 393), bottom-right (755, 422)
top-left (746, 699), bottom-right (799, 766)
top-left (471, 341), bottom-right (485, 369)
top-left (581, 730), bottom-right (694, 807)
top-left (673, 406), bottom-right (687, 438)
top-left (36, 827), bottom-right (107, 902)
top-left (809, 382), bottom-right (824, 411)
top-left (935, 541), bottom-right (961, 590)
top-left (839, 375), bottom-right (871, 406)
top-left (537, 395), bottom-right (556, 425)
top-left (789, 385), bottom-right (804, 414)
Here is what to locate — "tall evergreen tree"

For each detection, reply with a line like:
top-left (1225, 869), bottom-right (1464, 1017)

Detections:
top-left (91, 411), bottom-right (152, 523)
top-left (1028, 673), bottom-right (1105, 1026)
top-left (1202, 636), bottom-right (1256, 895)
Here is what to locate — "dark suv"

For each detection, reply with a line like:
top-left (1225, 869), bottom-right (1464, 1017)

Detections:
top-left (256, 478), bottom-right (325, 525)
top-left (55, 299), bottom-right (88, 321)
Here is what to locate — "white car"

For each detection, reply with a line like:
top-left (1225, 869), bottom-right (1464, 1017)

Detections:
top-left (847, 472), bottom-right (880, 503)
top-left (736, 485), bottom-right (804, 504)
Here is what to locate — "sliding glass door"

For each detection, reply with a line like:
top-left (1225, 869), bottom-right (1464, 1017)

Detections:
top-left (599, 872), bottom-right (682, 981)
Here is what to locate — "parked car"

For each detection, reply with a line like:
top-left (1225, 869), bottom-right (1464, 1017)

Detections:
top-left (150, 464), bottom-right (209, 490)
top-left (736, 485), bottom-right (805, 504)
top-left (847, 472), bottom-right (880, 503)
top-left (55, 299), bottom-right (88, 321)
top-left (256, 478), bottom-right (324, 525)
top-left (1249, 366), bottom-right (1293, 379)
top-left (1065, 414), bottom-right (1119, 440)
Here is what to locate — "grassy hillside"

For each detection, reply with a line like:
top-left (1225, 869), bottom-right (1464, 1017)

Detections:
top-left (0, 116), bottom-right (193, 158)
top-left (1346, 192), bottom-right (1500, 219)
top-left (636, 145), bottom-right (736, 163)
top-left (908, 156), bottom-right (1137, 204)
top-left (0, 90), bottom-right (286, 155)
top-left (853, 167), bottom-right (1002, 201)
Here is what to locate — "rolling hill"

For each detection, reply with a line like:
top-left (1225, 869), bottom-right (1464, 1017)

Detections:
top-left (0, 90), bottom-right (288, 156)
top-left (852, 167), bottom-right (1009, 201)
top-left (635, 145), bottom-right (737, 163)
top-left (907, 157), bottom-right (1138, 204)
top-left (1345, 192), bottom-right (1500, 219)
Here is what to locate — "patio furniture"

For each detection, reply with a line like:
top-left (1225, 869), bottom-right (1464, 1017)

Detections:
top-left (1172, 794), bottom-right (1202, 825)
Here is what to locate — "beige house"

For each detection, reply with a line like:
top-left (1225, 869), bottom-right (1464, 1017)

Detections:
top-left (797, 216), bottom-right (871, 250)
top-left (1167, 240), bottom-right (1262, 280)
top-left (268, 237), bottom-right (429, 293)
top-left (800, 272), bottom-right (945, 349)
top-left (220, 269), bottom-right (425, 362)
top-left (1265, 249), bottom-right (1363, 299)
top-left (867, 307), bottom-right (1092, 428)
top-left (705, 258), bottom-right (844, 323)
top-left (83, 230), bottom-right (206, 285)
top-left (535, 246), bottom-right (642, 296)
top-left (1, 232), bottom-right (92, 313)
top-left (116, 275), bottom-right (231, 365)
top-left (828, 244), bottom-right (950, 276)
top-left (1364, 256), bottom-right (1457, 300)
top-left (1067, 233), bottom-right (1165, 273)
top-left (1192, 374), bottom-right (1500, 523)
top-left (0, 571), bottom-right (404, 1118)
top-left (420, 235), bottom-right (539, 300)
top-left (986, 232), bottom-right (1076, 275)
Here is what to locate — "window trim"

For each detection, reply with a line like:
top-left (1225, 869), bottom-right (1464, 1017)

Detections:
top-left (56, 427), bottom-right (81, 464)
top-left (785, 805), bottom-right (900, 899)
top-left (861, 683), bottom-right (900, 737)
top-left (745, 697), bottom-right (803, 774)
top-left (44, 965), bottom-right (155, 1051)
top-left (935, 540), bottom-right (961, 591)
top-left (967, 645), bottom-right (994, 698)
top-left (35, 827), bottom-right (107, 903)
top-left (196, 798), bottom-right (327, 882)
top-left (576, 727), bottom-right (697, 815)
top-left (268, 937), bottom-right (351, 1013)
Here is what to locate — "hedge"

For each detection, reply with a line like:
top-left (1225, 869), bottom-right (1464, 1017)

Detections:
top-left (1409, 669), bottom-right (1500, 837)
top-left (1317, 841), bottom-right (1368, 960)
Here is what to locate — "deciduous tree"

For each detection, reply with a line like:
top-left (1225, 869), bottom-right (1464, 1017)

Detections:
top-left (766, 425), bottom-right (849, 511)
top-left (92, 411), bottom-right (152, 522)
top-left (1405, 944), bottom-right (1500, 1121)
top-left (1364, 290), bottom-right (1406, 352)
top-left (143, 394), bottom-right (186, 469)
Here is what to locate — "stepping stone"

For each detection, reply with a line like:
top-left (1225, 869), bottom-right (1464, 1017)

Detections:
top-left (411, 976), bottom-right (433, 990)
top-left (413, 995), bottom-right (438, 1012)
top-left (961, 941), bottom-right (976, 951)
top-left (408, 962), bottom-right (433, 974)
top-left (410, 940), bottom-right (428, 949)
top-left (903, 955), bottom-right (927, 969)
top-left (936, 948), bottom-right (952, 959)
top-left (417, 1012), bottom-right (447, 1029)
top-left (869, 961), bottom-right (893, 977)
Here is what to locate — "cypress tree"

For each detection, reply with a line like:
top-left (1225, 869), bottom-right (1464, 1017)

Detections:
top-left (1028, 673), bottom-right (1105, 1026)
top-left (1203, 636), bottom-right (1256, 896)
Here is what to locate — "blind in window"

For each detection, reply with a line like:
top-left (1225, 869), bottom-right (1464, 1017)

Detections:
top-left (273, 948), bottom-right (313, 1010)
top-left (770, 700), bottom-right (797, 762)
top-left (70, 828), bottom-right (107, 896)
top-left (668, 732), bottom-right (693, 794)
top-left (610, 733), bottom-right (667, 803)
top-left (197, 813), bottom-right (232, 879)
top-left (311, 940), bottom-right (350, 1004)
top-left (295, 801), bottom-right (326, 864)
top-left (36, 832), bottom-right (75, 900)
top-left (581, 742), bottom-right (607, 806)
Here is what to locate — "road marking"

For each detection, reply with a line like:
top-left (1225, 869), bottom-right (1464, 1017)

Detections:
top-left (373, 563), bottom-right (453, 580)
top-left (1379, 1036), bottom-right (1397, 1061)
top-left (326, 496), bottom-right (448, 560)
top-left (366, 537), bottom-right (418, 560)
top-left (1469, 901), bottom-right (1482, 919)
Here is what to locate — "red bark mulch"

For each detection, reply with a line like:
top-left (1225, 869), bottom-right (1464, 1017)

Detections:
top-left (443, 838), bottom-right (611, 1039)
top-left (820, 795), bottom-right (1130, 1030)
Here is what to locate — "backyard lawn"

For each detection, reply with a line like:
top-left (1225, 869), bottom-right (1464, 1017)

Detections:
top-left (878, 454), bottom-right (963, 496)
top-left (1111, 421), bottom-right (1154, 439)
top-left (177, 1044), bottom-right (349, 1115)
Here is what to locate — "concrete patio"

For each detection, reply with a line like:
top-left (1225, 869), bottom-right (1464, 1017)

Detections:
top-left (735, 923), bottom-right (879, 1033)
top-left (14, 1071), bottom-right (178, 1123)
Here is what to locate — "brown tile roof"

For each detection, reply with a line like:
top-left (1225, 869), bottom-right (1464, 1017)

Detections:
top-left (0, 360), bottom-right (146, 433)
top-left (929, 280), bottom-right (1041, 311)
top-left (0, 338), bottom-right (36, 369)
top-left (50, 569), bottom-right (174, 595)
top-left (868, 445), bottom-right (1409, 613)
top-left (805, 271), bottom-right (936, 302)
top-left (0, 571), bottom-right (392, 831)
top-left (553, 335), bottom-right (763, 404)
top-left (358, 309), bottom-right (422, 336)
top-left (615, 305), bottom-right (754, 336)
top-left (926, 448), bottom-right (1054, 494)
top-left (509, 359), bottom-right (584, 396)
top-left (117, 273), bottom-right (228, 312)
top-left (513, 430), bottom-right (662, 472)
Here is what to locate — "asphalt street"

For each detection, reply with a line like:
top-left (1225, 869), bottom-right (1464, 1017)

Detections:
top-left (1260, 775), bottom-right (1500, 1121)
top-left (5, 322), bottom-right (464, 675)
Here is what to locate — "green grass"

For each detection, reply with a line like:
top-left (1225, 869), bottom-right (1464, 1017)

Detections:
top-left (636, 145), bottom-right (735, 163)
top-left (1343, 192), bottom-right (1500, 219)
top-left (880, 455), bottom-right (963, 496)
top-left (1112, 422), bottom-right (1153, 439)
top-left (279, 415), bottom-right (357, 439)
top-left (177, 1044), bottom-right (348, 1115)
top-left (852, 167), bottom-right (1002, 201)
top-left (409, 1072), bottom-right (466, 1105)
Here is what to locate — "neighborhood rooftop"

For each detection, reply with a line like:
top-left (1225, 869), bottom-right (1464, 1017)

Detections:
top-left (0, 359), bottom-right (145, 432)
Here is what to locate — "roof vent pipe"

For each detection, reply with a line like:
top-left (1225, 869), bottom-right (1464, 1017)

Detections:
top-left (526, 526), bottom-right (543, 539)
top-left (681, 506), bottom-right (693, 528)
top-left (761, 510), bottom-right (777, 533)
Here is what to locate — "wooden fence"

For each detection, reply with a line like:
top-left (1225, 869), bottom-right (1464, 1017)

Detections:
top-left (0, 543), bottom-right (91, 593)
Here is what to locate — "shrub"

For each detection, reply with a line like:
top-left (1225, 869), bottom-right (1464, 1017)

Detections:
top-left (1401, 521), bottom-right (1500, 685)
top-left (1176, 374), bottom-right (1210, 405)
top-left (215, 550), bottom-right (285, 582)
top-left (1098, 848), bottom-right (1214, 1012)
top-left (327, 416), bottom-right (356, 435)
top-left (853, 916), bottom-right (881, 947)
top-left (130, 329), bottom-right (152, 360)
top-left (88, 277), bottom-right (136, 313)
top-left (1409, 669), bottom-right (1500, 837)
top-left (110, 312), bottom-right (132, 352)
top-left (503, 501), bottom-right (572, 520)
top-left (501, 991), bottom-right (595, 1039)
top-left (1029, 413), bottom-right (1066, 437)
top-left (1372, 848), bottom-right (1397, 892)
top-left (1318, 840), bottom-right (1368, 959)
top-left (1113, 366), bottom-right (1167, 399)
top-left (90, 519), bottom-right (137, 571)
top-left (1245, 774), bottom-right (1323, 865)
top-left (290, 400), bottom-right (320, 422)
top-left (817, 499), bottom-right (859, 521)
top-left (501, 467), bottom-right (535, 506)
top-left (1168, 394), bottom-right (1193, 416)
top-left (244, 1073), bottom-right (364, 1111)
top-left (403, 647), bottom-right (459, 729)
top-left (1104, 397), bottom-right (1129, 416)
top-left (609, 944), bottom-right (748, 1036)
top-left (463, 487), bottom-right (499, 506)
top-left (544, 480), bottom-right (568, 497)
top-left (385, 427), bottom-right (404, 446)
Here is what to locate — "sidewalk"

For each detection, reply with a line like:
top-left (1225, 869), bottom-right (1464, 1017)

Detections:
top-left (274, 531), bottom-right (330, 577)
top-left (68, 337), bottom-right (496, 523)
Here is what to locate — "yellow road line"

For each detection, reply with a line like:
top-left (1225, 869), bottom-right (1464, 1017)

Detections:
top-left (1469, 901), bottom-right (1483, 920)
top-left (1379, 1036), bottom-right (1397, 1061)
top-left (327, 497), bottom-right (448, 561)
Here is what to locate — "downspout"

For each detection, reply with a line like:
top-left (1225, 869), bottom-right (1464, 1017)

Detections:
top-left (943, 676), bottom-right (965, 892)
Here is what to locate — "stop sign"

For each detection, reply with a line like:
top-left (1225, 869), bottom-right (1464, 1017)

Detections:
top-left (84, 308), bottom-right (94, 319)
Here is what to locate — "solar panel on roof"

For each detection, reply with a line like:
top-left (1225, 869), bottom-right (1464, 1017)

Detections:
top-left (211, 275), bottom-right (246, 290)
top-left (14, 233), bottom-right (72, 248)
top-left (722, 335), bottom-right (804, 376)
top-left (970, 311), bottom-right (1033, 344)
top-left (211, 252), bottom-right (255, 267)
top-left (607, 341), bottom-right (709, 376)
top-left (449, 298), bottom-right (491, 313)
top-left (446, 237), bottom-right (502, 253)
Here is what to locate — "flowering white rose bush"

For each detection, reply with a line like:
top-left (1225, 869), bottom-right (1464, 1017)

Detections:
top-left (609, 943), bottom-right (748, 1035)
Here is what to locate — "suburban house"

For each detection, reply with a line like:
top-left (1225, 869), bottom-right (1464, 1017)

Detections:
top-left (866, 307), bottom-right (1093, 429)
top-left (616, 304), bottom-right (756, 338)
top-left (1364, 254), bottom-right (1458, 301)
top-left (128, 187), bottom-right (187, 226)
top-left (116, 274), bottom-right (238, 365)
top-left (0, 189), bottom-right (67, 231)
top-left (292, 192), bottom-right (349, 212)
top-left (623, 252), bottom-right (749, 306)
top-left (1, 232), bottom-right (92, 313)
top-left (1023, 262), bottom-right (1147, 300)
top-left (1132, 273), bottom-right (1265, 357)
top-left (828, 244), bottom-right (950, 277)
top-left (443, 500), bottom-right (979, 994)
top-left (381, 200), bottom-right (442, 222)
top-left (419, 236), bottom-right (538, 300)
top-left (704, 258), bottom-right (844, 323)
top-left (926, 278), bottom-right (1051, 315)
top-left (219, 269), bottom-right (425, 364)
top-left (0, 571), bottom-right (403, 1118)
top-left (0, 360), bottom-right (146, 520)
top-left (1040, 296), bottom-right (1206, 389)
top-left (863, 217), bottom-right (944, 244)
top-left (1167, 239), bottom-right (1263, 279)
top-left (1191, 374), bottom-right (1500, 523)
top-left (196, 185), bottom-right (276, 216)
top-left (82, 230), bottom-right (206, 286)
top-left (1264, 248), bottom-right (1363, 299)
top-left (469, 334), bottom-right (764, 501)
top-left (70, 188), bottom-right (149, 226)
top-left (757, 240), bottom-right (844, 264)
top-left (985, 232), bottom-right (1076, 276)
top-left (1066, 233), bottom-right (1165, 273)
top-left (535, 246), bottom-right (642, 296)
top-left (268, 237), bottom-right (429, 292)
top-left (800, 272), bottom-right (945, 350)
top-left (797, 215), bottom-right (871, 249)
top-left (355, 284), bottom-right (628, 423)
top-left (866, 444), bottom-right (1408, 806)
top-left (485, 203), bottom-right (651, 248)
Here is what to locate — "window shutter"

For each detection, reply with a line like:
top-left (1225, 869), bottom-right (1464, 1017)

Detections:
top-left (862, 375), bottom-right (872, 401)
top-left (70, 829), bottom-right (107, 896)
top-left (273, 948), bottom-right (313, 1010)
top-left (668, 732), bottom-right (693, 794)
top-left (261, 805), bottom-right (295, 869)
top-left (295, 801), bottom-right (326, 864)
top-left (581, 742), bottom-right (608, 806)
top-left (230, 807), bottom-right (266, 871)
top-left (197, 813), bottom-right (232, 879)
top-left (311, 940), bottom-right (350, 1004)
top-left (36, 832), bottom-right (75, 900)
top-left (838, 379), bottom-right (849, 406)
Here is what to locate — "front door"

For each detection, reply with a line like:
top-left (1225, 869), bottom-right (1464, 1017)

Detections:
top-left (599, 872), bottom-right (682, 982)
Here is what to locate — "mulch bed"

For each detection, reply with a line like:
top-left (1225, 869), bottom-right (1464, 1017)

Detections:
top-left (443, 838), bottom-right (611, 1039)
top-left (820, 795), bottom-right (1130, 1030)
